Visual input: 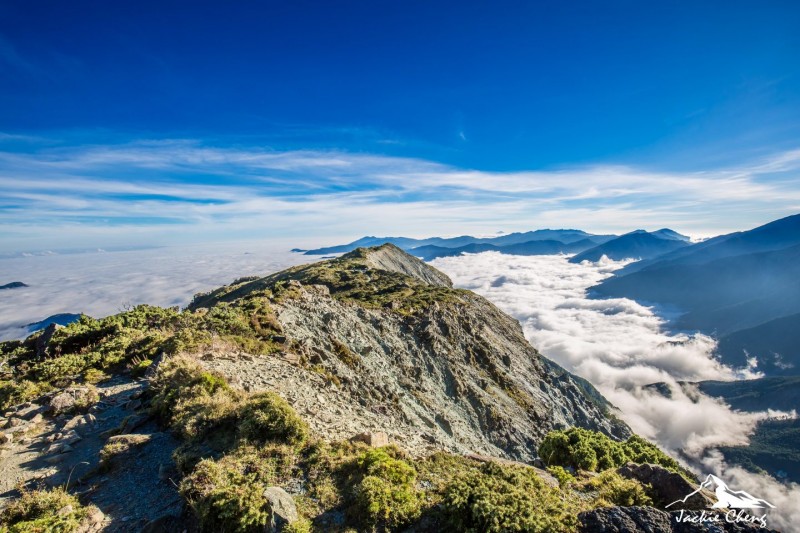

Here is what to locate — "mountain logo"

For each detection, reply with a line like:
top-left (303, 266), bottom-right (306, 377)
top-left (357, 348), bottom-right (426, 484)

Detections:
top-left (667, 474), bottom-right (776, 510)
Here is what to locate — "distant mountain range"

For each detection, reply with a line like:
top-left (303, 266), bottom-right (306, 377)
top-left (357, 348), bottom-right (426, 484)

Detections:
top-left (299, 229), bottom-right (614, 256)
top-left (593, 214), bottom-right (800, 376)
top-left (568, 229), bottom-right (691, 263)
top-left (300, 229), bottom-right (645, 260)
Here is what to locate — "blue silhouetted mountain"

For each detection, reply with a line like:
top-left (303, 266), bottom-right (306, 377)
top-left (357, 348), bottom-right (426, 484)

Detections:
top-left (593, 214), bottom-right (800, 375)
top-left (620, 213), bottom-right (800, 275)
top-left (568, 230), bottom-right (690, 263)
top-left (301, 230), bottom-right (616, 256)
top-left (715, 313), bottom-right (800, 376)
top-left (410, 238), bottom-right (599, 261)
top-left (26, 313), bottom-right (82, 333)
top-left (0, 281), bottom-right (28, 290)
top-left (596, 242), bottom-right (800, 335)
top-left (650, 228), bottom-right (691, 242)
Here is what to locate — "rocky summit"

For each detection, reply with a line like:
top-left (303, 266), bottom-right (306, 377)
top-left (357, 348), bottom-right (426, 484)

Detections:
top-left (0, 244), bottom-right (760, 532)
top-left (193, 244), bottom-right (629, 460)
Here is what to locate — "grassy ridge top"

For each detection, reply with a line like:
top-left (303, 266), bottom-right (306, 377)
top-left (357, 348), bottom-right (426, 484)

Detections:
top-left (189, 244), bottom-right (468, 314)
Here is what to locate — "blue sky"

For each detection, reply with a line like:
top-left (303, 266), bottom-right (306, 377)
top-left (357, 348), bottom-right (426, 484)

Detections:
top-left (1, 1), bottom-right (799, 251)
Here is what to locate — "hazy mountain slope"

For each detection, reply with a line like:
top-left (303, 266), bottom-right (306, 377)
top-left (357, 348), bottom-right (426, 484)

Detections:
top-left (692, 376), bottom-right (800, 413)
top-left (716, 313), bottom-right (800, 375)
top-left (651, 228), bottom-right (691, 242)
top-left (620, 213), bottom-right (800, 275)
top-left (191, 244), bottom-right (630, 461)
top-left (569, 230), bottom-right (690, 263)
top-left (643, 377), bottom-right (800, 481)
top-left (690, 377), bottom-right (800, 481)
top-left (593, 243), bottom-right (800, 336)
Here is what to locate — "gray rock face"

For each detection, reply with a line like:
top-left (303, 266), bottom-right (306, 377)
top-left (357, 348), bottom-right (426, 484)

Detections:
top-left (617, 462), bottom-right (710, 510)
top-left (263, 486), bottom-right (299, 532)
top-left (49, 392), bottom-right (76, 414)
top-left (354, 243), bottom-right (453, 287)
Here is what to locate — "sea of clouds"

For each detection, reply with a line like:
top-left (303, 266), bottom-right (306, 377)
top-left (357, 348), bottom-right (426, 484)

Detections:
top-left (430, 252), bottom-right (799, 530)
top-left (0, 243), bottom-right (307, 341)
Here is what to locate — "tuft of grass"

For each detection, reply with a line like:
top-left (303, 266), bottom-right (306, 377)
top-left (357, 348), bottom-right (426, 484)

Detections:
top-left (99, 434), bottom-right (152, 468)
top-left (547, 465), bottom-right (575, 488)
top-left (0, 486), bottom-right (93, 533)
top-left (330, 338), bottom-right (359, 369)
top-left (578, 470), bottom-right (652, 507)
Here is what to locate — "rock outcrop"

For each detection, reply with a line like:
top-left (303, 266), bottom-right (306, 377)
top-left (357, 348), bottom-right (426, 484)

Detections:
top-left (617, 462), bottom-right (712, 510)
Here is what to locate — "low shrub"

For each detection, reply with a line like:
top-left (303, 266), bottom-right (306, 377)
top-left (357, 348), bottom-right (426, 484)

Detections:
top-left (442, 461), bottom-right (580, 533)
top-left (180, 445), bottom-right (300, 533)
top-left (0, 486), bottom-right (91, 533)
top-left (354, 447), bottom-right (421, 530)
top-left (547, 465), bottom-right (575, 488)
top-left (130, 357), bottom-right (153, 377)
top-left (580, 470), bottom-right (652, 507)
top-left (538, 428), bottom-right (685, 475)
top-left (239, 392), bottom-right (309, 447)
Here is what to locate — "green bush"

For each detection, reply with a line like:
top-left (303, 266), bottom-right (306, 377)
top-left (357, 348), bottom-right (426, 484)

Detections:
top-left (130, 357), bottom-right (153, 377)
top-left (538, 428), bottom-right (678, 474)
top-left (239, 392), bottom-right (309, 447)
top-left (180, 445), bottom-right (299, 533)
top-left (354, 447), bottom-right (421, 529)
top-left (150, 357), bottom-right (241, 444)
top-left (0, 487), bottom-right (91, 533)
top-left (581, 470), bottom-right (652, 507)
top-left (547, 465), bottom-right (575, 488)
top-left (442, 462), bottom-right (579, 532)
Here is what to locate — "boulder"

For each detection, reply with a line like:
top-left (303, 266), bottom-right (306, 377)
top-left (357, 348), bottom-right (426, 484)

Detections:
top-left (49, 392), bottom-right (76, 414)
top-left (617, 463), bottom-right (710, 510)
top-left (578, 506), bottom-right (673, 533)
top-left (263, 487), bottom-right (299, 532)
top-left (350, 431), bottom-right (389, 447)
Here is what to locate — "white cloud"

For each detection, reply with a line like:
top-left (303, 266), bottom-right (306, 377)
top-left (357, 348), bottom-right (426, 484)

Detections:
top-left (1, 140), bottom-right (800, 250)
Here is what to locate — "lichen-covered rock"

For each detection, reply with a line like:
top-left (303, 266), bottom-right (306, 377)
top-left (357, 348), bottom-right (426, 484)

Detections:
top-left (264, 486), bottom-right (299, 532)
top-left (49, 392), bottom-right (76, 414)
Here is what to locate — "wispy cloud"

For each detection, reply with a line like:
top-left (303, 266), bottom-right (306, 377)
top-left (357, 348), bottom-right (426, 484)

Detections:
top-left (1, 138), bottom-right (799, 250)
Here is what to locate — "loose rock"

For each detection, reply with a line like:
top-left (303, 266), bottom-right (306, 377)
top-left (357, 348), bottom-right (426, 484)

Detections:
top-left (264, 486), bottom-right (299, 532)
